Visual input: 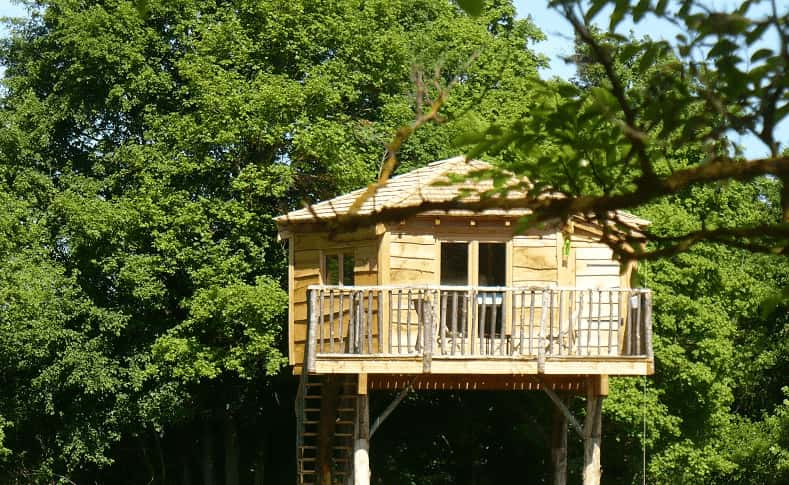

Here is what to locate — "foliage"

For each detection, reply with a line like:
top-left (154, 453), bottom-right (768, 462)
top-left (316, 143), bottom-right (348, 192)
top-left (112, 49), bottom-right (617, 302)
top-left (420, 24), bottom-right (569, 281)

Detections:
top-left (0, 0), bottom-right (544, 482)
top-left (591, 174), bottom-right (789, 484)
top-left (1, 0), bottom-right (787, 483)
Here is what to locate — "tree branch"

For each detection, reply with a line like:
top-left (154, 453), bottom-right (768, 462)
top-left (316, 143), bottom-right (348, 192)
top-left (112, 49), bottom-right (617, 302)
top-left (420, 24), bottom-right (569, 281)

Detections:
top-left (561, 5), bottom-right (657, 182)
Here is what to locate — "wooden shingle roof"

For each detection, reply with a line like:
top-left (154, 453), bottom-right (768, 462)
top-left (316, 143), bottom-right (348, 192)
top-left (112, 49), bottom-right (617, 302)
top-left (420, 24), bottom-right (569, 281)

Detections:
top-left (275, 156), bottom-right (526, 225)
top-left (275, 156), bottom-right (649, 227)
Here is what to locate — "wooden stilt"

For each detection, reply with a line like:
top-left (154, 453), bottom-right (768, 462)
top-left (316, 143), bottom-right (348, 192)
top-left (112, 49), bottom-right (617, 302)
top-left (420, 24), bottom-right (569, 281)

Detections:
top-left (583, 376), bottom-right (605, 485)
top-left (354, 375), bottom-right (370, 485)
top-left (551, 397), bottom-right (568, 485)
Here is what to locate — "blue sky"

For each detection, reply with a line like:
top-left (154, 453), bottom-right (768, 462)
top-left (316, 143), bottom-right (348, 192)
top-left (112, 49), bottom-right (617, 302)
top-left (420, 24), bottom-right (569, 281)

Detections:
top-left (0, 0), bottom-right (24, 26)
top-left (513, 1), bottom-right (579, 80)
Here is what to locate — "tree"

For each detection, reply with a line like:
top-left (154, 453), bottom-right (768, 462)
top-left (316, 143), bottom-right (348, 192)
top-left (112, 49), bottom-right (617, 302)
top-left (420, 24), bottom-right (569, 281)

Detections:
top-left (341, 0), bottom-right (788, 263)
top-left (0, 0), bottom-right (545, 482)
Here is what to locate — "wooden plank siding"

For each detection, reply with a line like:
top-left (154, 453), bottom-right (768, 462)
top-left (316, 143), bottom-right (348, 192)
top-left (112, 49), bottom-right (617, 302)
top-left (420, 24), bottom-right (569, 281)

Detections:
top-left (290, 230), bottom-right (381, 373)
top-left (571, 233), bottom-right (631, 355)
top-left (388, 233), bottom-right (437, 285)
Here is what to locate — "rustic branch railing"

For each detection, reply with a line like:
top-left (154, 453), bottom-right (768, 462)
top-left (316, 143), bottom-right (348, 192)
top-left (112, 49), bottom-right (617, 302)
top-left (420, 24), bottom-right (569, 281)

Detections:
top-left (305, 286), bottom-right (652, 373)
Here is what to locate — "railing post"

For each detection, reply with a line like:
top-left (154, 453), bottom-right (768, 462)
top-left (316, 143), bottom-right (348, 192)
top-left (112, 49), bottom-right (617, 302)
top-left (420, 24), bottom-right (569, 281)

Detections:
top-left (422, 290), bottom-right (434, 373)
top-left (348, 291), bottom-right (356, 354)
top-left (538, 289), bottom-right (547, 373)
top-left (644, 291), bottom-right (653, 360)
top-left (307, 288), bottom-right (318, 373)
top-left (377, 289), bottom-right (383, 354)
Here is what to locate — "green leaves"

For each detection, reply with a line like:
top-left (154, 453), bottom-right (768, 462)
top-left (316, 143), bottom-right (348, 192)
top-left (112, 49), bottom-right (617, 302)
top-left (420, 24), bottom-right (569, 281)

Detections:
top-left (152, 277), bottom-right (288, 383)
top-left (455, 0), bottom-right (484, 17)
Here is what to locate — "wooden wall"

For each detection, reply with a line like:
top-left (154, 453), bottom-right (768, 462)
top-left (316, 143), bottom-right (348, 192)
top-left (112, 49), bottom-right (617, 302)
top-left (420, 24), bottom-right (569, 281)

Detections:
top-left (571, 228), bottom-right (631, 289)
top-left (384, 219), bottom-right (630, 289)
top-left (389, 232), bottom-right (437, 285)
top-left (512, 233), bottom-right (559, 286)
top-left (289, 229), bottom-right (380, 372)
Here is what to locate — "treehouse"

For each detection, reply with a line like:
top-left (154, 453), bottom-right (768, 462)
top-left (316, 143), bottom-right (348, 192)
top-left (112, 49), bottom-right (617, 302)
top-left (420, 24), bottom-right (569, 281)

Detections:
top-left (276, 156), bottom-right (654, 485)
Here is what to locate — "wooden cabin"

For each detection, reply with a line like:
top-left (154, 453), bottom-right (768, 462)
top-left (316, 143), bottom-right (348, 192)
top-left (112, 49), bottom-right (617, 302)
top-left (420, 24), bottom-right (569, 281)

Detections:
top-left (276, 156), bottom-right (653, 485)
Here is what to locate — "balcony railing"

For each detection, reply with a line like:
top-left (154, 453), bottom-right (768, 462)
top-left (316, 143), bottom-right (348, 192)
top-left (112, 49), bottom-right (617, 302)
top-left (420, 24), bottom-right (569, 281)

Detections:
top-left (305, 285), bottom-right (652, 373)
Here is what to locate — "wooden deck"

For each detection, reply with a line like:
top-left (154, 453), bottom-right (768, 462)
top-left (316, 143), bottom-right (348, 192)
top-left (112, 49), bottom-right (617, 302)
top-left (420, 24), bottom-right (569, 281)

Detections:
top-left (305, 285), bottom-right (653, 377)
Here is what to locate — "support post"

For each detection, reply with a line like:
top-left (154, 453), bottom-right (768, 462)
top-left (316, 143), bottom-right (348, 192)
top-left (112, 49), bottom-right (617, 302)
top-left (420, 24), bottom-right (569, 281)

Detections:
top-left (354, 376), bottom-right (370, 485)
top-left (583, 376), bottom-right (605, 485)
top-left (551, 397), bottom-right (568, 485)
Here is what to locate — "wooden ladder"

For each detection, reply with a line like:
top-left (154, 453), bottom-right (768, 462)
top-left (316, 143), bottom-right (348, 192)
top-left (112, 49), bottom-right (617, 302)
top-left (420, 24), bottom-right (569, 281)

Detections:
top-left (297, 374), bottom-right (357, 484)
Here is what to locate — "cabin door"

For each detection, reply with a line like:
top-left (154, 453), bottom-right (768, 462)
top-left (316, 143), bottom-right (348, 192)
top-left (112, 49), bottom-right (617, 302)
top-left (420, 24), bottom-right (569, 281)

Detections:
top-left (439, 243), bottom-right (470, 346)
top-left (438, 241), bottom-right (508, 353)
top-left (477, 243), bottom-right (506, 352)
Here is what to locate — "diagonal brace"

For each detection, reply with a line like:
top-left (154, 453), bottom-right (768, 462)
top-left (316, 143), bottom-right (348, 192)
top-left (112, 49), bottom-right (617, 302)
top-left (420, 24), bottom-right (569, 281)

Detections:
top-left (370, 384), bottom-right (413, 438)
top-left (543, 385), bottom-right (584, 439)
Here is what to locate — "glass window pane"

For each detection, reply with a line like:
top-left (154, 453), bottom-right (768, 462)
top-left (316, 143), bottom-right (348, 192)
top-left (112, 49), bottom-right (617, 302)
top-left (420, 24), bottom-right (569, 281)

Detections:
top-left (441, 243), bottom-right (469, 286)
top-left (478, 243), bottom-right (506, 286)
top-left (325, 254), bottom-right (340, 285)
top-left (342, 254), bottom-right (355, 286)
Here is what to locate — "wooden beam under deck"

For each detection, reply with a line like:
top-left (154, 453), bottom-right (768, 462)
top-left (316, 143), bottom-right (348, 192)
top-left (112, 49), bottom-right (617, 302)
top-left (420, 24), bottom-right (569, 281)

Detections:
top-left (367, 374), bottom-right (590, 392)
top-left (312, 355), bottom-right (653, 376)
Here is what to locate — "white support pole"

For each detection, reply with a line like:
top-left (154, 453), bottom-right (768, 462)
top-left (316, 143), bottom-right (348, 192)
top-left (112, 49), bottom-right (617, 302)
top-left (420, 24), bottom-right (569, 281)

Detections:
top-left (354, 377), bottom-right (370, 485)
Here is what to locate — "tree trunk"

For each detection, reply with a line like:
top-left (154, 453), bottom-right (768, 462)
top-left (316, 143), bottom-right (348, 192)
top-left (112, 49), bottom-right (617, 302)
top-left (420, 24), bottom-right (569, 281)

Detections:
top-left (182, 452), bottom-right (192, 485)
top-left (154, 431), bottom-right (167, 484)
top-left (202, 418), bottom-right (216, 485)
top-left (139, 436), bottom-right (155, 485)
top-left (253, 438), bottom-right (266, 485)
top-left (224, 411), bottom-right (240, 485)
top-left (551, 399), bottom-right (568, 485)
top-left (583, 392), bottom-right (603, 485)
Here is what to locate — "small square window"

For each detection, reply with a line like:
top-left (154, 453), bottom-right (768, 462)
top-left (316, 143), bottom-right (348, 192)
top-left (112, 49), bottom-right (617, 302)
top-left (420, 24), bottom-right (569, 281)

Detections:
top-left (325, 254), bottom-right (340, 285)
top-left (342, 254), bottom-right (355, 286)
top-left (323, 252), bottom-right (354, 286)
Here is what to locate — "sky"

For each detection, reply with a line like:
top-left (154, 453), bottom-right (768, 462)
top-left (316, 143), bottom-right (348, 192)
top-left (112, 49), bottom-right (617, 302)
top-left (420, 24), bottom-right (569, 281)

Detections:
top-left (0, 0), bottom-right (23, 28)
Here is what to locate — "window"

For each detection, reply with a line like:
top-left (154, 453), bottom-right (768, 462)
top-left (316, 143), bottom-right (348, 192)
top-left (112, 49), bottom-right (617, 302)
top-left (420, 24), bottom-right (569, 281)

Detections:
top-left (440, 243), bottom-right (469, 286)
top-left (323, 252), bottom-right (355, 286)
top-left (478, 243), bottom-right (506, 287)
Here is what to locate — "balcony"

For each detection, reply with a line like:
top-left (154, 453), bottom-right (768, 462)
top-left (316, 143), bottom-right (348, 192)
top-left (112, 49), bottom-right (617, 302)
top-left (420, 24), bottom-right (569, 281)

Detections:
top-left (305, 285), bottom-right (653, 377)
